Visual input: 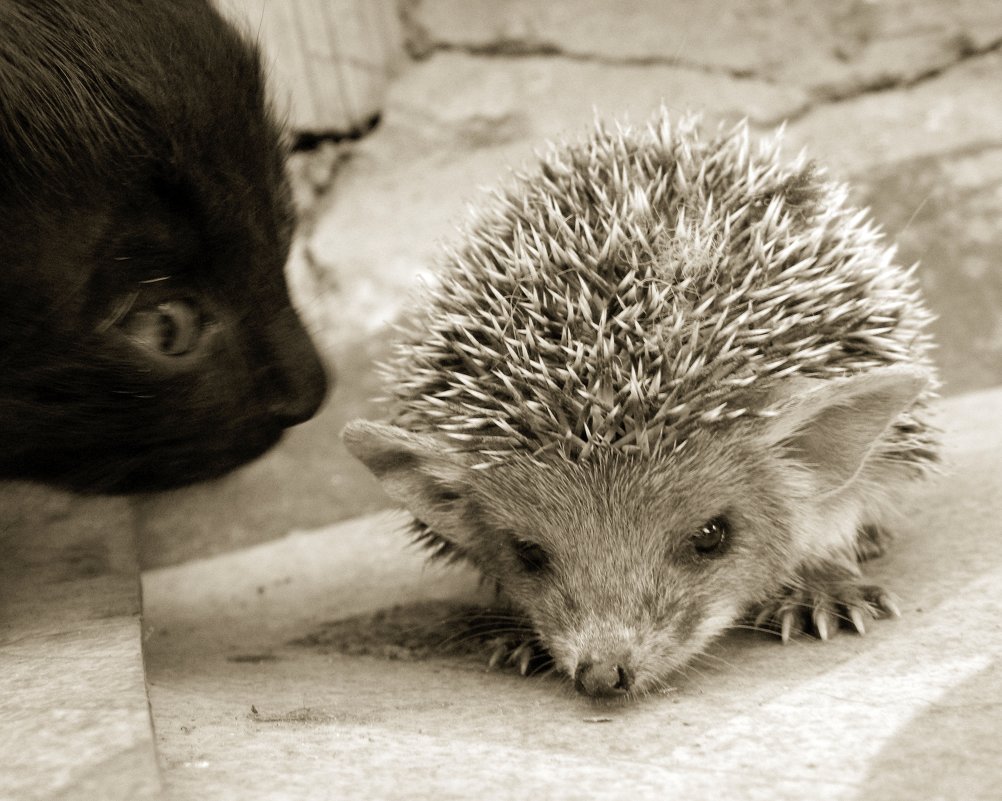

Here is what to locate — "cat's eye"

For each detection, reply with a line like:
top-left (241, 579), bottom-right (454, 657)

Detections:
top-left (692, 516), bottom-right (730, 556)
top-left (514, 539), bottom-right (551, 573)
top-left (125, 300), bottom-right (203, 356)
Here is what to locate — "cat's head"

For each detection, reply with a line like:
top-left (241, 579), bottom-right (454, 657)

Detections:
top-left (0, 1), bottom-right (329, 492)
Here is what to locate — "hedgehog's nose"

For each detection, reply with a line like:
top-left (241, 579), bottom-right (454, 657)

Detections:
top-left (574, 660), bottom-right (634, 697)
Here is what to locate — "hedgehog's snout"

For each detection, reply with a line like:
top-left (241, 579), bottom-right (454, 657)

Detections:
top-left (561, 625), bottom-right (643, 697)
top-left (574, 659), bottom-right (635, 697)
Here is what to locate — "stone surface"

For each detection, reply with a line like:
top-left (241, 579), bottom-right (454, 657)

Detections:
top-left (784, 50), bottom-right (1002, 173)
top-left (385, 50), bottom-right (810, 135)
top-left (402, 0), bottom-right (1002, 96)
top-left (0, 484), bottom-right (161, 800)
top-left (141, 387), bottom-right (1002, 801)
top-left (855, 145), bottom-right (1002, 395)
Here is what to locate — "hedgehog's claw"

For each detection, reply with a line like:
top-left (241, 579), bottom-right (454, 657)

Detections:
top-left (487, 639), bottom-right (509, 670)
top-left (750, 559), bottom-right (900, 642)
top-left (879, 591), bottom-right (902, 619)
top-left (812, 603), bottom-right (835, 641)
top-left (484, 634), bottom-right (549, 677)
top-left (780, 609), bottom-right (795, 644)
top-left (514, 642), bottom-right (533, 675)
top-left (849, 606), bottom-right (867, 635)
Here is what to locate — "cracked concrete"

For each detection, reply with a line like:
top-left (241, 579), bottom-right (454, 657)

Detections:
top-left (400, 0), bottom-right (1002, 96)
top-left (807, 33), bottom-right (1002, 101)
top-left (783, 49), bottom-right (1002, 170)
top-left (856, 145), bottom-right (1002, 393)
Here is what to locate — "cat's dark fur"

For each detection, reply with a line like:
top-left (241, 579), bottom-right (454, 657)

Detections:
top-left (0, 0), bottom-right (329, 492)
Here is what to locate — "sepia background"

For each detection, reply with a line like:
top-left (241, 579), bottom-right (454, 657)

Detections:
top-left (5, 3), bottom-right (1000, 800)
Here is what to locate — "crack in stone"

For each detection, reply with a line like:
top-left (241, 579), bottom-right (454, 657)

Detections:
top-left (403, 26), bottom-right (1002, 125)
top-left (786, 35), bottom-right (1002, 123)
top-left (411, 39), bottom-right (761, 82)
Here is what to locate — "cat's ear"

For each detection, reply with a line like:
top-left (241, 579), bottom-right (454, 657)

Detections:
top-left (342, 420), bottom-right (482, 547)
top-left (759, 366), bottom-right (929, 496)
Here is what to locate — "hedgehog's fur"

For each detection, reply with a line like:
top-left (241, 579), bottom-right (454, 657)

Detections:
top-left (383, 112), bottom-right (938, 471)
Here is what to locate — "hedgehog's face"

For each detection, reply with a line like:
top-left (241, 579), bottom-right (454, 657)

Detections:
top-left (344, 421), bottom-right (799, 696)
top-left (343, 366), bottom-right (928, 697)
top-left (458, 435), bottom-right (800, 698)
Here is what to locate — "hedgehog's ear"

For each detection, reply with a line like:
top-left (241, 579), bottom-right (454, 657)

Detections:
top-left (759, 366), bottom-right (929, 496)
top-left (341, 420), bottom-right (481, 545)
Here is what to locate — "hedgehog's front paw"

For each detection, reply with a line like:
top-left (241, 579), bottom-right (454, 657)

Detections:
top-left (485, 634), bottom-right (552, 676)
top-left (751, 561), bottom-right (901, 643)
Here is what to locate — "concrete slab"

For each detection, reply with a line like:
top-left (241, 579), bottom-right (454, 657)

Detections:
top-left (141, 386), bottom-right (1002, 801)
top-left (854, 146), bottom-right (1002, 395)
top-left (402, 0), bottom-right (1002, 95)
top-left (0, 484), bottom-right (162, 801)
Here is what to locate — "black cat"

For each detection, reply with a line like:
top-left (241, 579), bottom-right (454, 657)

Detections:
top-left (0, 0), bottom-right (329, 492)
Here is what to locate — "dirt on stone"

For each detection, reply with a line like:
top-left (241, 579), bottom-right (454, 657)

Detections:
top-left (288, 600), bottom-right (534, 663)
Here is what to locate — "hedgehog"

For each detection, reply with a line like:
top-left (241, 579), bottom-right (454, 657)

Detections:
top-left (343, 110), bottom-right (939, 698)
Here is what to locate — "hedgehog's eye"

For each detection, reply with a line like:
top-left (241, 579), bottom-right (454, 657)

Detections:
top-left (514, 539), bottom-right (551, 573)
top-left (433, 486), bottom-right (463, 504)
top-left (692, 516), bottom-right (730, 557)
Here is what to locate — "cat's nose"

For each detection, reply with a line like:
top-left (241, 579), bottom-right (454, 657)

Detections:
top-left (269, 354), bottom-right (329, 426)
top-left (262, 308), bottom-right (331, 427)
